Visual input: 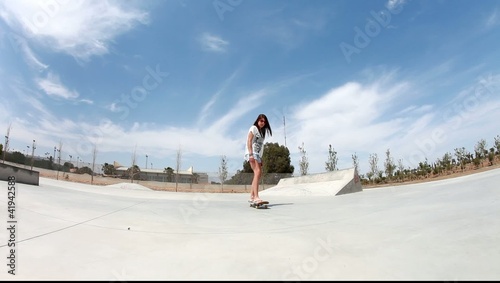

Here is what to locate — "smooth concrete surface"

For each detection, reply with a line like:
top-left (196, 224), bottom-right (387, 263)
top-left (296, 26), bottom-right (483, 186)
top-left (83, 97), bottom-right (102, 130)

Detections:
top-left (0, 163), bottom-right (39, 186)
top-left (264, 167), bottom-right (362, 196)
top-left (1, 168), bottom-right (500, 280)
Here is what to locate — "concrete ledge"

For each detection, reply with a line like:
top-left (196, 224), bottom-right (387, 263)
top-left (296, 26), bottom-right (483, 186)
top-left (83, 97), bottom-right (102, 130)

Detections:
top-left (0, 163), bottom-right (39, 186)
top-left (262, 167), bottom-right (363, 196)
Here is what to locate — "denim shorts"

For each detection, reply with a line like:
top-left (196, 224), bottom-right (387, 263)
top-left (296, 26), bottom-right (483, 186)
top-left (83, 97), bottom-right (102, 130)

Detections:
top-left (245, 153), bottom-right (262, 163)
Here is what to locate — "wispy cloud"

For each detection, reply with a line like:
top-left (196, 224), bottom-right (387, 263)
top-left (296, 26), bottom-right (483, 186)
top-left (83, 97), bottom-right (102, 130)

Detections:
top-left (0, 0), bottom-right (149, 61)
top-left (199, 33), bottom-right (229, 53)
top-left (197, 69), bottom-right (240, 125)
top-left (485, 8), bottom-right (498, 28)
top-left (36, 72), bottom-right (79, 100)
top-left (15, 36), bottom-right (49, 71)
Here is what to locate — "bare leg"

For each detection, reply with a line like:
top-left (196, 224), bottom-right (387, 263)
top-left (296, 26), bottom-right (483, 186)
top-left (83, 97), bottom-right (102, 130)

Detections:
top-left (250, 159), bottom-right (262, 202)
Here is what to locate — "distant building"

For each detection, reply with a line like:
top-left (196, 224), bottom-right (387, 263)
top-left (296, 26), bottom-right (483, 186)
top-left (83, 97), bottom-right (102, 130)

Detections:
top-left (113, 161), bottom-right (209, 184)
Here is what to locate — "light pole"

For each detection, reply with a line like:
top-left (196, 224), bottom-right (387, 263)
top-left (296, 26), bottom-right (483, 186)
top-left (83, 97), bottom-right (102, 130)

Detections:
top-left (26, 145), bottom-right (30, 168)
top-left (69, 155), bottom-right (72, 170)
top-left (30, 139), bottom-right (36, 171)
top-left (146, 154), bottom-right (148, 169)
top-left (77, 157), bottom-right (79, 168)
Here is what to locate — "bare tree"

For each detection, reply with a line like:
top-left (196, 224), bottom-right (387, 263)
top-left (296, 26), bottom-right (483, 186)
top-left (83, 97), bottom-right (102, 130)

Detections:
top-left (325, 144), bottom-right (338, 172)
top-left (384, 148), bottom-right (395, 181)
top-left (397, 158), bottom-right (405, 182)
top-left (3, 123), bottom-right (12, 163)
top-left (367, 153), bottom-right (379, 183)
top-left (91, 144), bottom-right (97, 185)
top-left (352, 152), bottom-right (359, 175)
top-left (56, 141), bottom-right (63, 180)
top-left (176, 146), bottom-right (182, 192)
top-left (219, 155), bottom-right (228, 192)
top-left (298, 142), bottom-right (309, 176)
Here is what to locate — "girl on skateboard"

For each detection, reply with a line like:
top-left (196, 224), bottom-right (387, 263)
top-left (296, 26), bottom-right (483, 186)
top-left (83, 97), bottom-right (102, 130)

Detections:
top-left (245, 113), bottom-right (272, 204)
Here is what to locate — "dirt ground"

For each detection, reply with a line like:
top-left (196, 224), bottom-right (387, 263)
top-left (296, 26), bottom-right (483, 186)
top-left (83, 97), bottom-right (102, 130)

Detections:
top-left (364, 162), bottom-right (500, 188)
top-left (34, 161), bottom-right (500, 193)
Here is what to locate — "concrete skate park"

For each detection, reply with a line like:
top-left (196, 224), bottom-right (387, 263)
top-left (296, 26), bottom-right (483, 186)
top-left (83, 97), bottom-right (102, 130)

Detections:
top-left (1, 166), bottom-right (499, 280)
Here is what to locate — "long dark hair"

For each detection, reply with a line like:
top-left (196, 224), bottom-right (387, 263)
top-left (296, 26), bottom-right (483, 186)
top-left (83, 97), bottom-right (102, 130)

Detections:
top-left (253, 114), bottom-right (272, 138)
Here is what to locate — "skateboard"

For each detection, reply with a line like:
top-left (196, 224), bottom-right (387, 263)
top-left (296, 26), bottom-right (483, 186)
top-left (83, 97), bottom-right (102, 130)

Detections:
top-left (249, 201), bottom-right (269, 209)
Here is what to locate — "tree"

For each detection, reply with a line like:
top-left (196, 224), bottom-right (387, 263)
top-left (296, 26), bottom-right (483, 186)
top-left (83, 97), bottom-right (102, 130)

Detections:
top-left (396, 158), bottom-right (405, 182)
top-left (325, 144), bottom-right (338, 172)
top-left (494, 135), bottom-right (500, 154)
top-left (367, 153), bottom-right (379, 183)
top-left (56, 141), bottom-right (63, 180)
top-left (352, 152), bottom-right (359, 175)
top-left (384, 149), bottom-right (396, 180)
top-left (91, 144), bottom-right (98, 185)
top-left (474, 139), bottom-right (487, 160)
top-left (219, 155), bottom-right (228, 191)
top-left (441, 152), bottom-right (453, 174)
top-left (102, 163), bottom-right (116, 176)
top-left (130, 145), bottom-right (138, 183)
top-left (175, 146), bottom-right (182, 191)
top-left (261, 143), bottom-right (294, 174)
top-left (3, 123), bottom-right (11, 163)
top-left (454, 147), bottom-right (470, 172)
top-left (228, 142), bottom-right (293, 185)
top-left (126, 165), bottom-right (140, 180)
top-left (261, 142), bottom-right (294, 184)
top-left (298, 142), bottom-right (309, 176)
top-left (164, 167), bottom-right (174, 182)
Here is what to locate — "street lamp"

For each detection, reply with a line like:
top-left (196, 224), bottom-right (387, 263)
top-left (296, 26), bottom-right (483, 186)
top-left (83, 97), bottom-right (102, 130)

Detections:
top-left (146, 154), bottom-right (148, 169)
top-left (53, 146), bottom-right (56, 164)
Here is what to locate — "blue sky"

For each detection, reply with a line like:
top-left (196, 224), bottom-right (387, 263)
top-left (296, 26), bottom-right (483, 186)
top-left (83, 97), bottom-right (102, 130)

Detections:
top-left (1, 0), bottom-right (500, 179)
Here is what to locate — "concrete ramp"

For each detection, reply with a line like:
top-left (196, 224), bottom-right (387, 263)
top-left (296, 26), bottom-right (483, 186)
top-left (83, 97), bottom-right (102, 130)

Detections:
top-left (261, 167), bottom-right (362, 196)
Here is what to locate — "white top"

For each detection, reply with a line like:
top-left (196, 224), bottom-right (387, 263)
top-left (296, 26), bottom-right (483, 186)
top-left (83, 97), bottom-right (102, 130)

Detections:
top-left (246, 125), bottom-right (265, 157)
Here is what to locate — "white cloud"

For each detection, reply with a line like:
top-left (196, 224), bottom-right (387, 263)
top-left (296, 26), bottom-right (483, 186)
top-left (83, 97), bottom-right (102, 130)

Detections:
top-left (37, 72), bottom-right (79, 100)
top-left (0, 0), bottom-right (149, 61)
top-left (281, 71), bottom-right (500, 175)
top-left (199, 33), bottom-right (229, 53)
